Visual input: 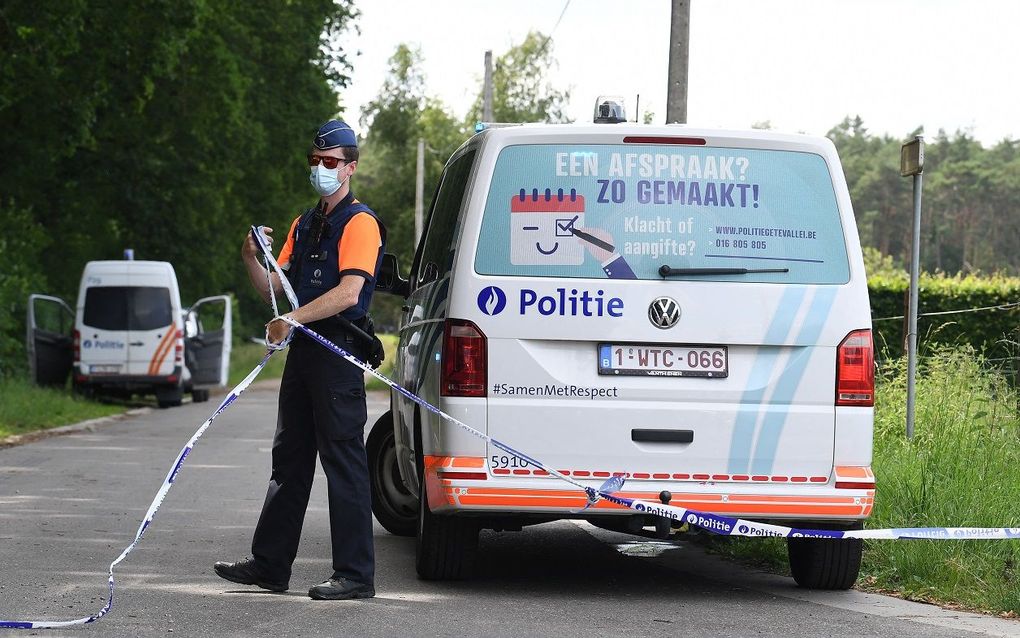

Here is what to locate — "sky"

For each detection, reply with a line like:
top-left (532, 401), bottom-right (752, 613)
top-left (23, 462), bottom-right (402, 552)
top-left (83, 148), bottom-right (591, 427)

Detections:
top-left (338, 0), bottom-right (1017, 147)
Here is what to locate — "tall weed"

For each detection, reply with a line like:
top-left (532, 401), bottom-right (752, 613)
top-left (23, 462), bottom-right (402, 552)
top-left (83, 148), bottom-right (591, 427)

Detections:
top-left (869, 347), bottom-right (1020, 612)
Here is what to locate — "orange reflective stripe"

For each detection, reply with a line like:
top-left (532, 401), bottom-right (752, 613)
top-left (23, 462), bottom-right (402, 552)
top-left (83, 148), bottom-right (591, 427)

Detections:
top-left (425, 455), bottom-right (486, 470)
top-left (148, 326), bottom-right (176, 375)
top-left (834, 466), bottom-right (873, 480)
top-left (445, 486), bottom-right (872, 518)
top-left (152, 324), bottom-right (177, 375)
top-left (450, 457), bottom-right (485, 469)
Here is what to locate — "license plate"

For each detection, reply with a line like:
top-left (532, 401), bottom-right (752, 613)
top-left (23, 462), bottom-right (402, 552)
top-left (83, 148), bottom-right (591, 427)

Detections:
top-left (89, 364), bottom-right (122, 374)
top-left (598, 344), bottom-right (728, 378)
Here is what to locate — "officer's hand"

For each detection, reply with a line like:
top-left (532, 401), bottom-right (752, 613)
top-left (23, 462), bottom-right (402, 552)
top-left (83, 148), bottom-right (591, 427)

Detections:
top-left (265, 315), bottom-right (291, 346)
top-left (243, 226), bottom-right (273, 261)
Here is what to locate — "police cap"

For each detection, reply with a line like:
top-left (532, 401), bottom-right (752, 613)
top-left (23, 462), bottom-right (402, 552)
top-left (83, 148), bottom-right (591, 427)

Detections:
top-left (313, 119), bottom-right (357, 150)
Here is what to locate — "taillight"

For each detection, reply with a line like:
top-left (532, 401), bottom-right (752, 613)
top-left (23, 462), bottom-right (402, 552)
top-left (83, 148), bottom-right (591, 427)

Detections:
top-left (73, 329), bottom-right (81, 363)
top-left (174, 329), bottom-right (183, 364)
top-left (439, 471), bottom-right (488, 481)
top-left (836, 329), bottom-right (874, 406)
top-left (623, 136), bottom-right (707, 145)
top-left (441, 319), bottom-right (487, 397)
top-left (835, 480), bottom-right (876, 489)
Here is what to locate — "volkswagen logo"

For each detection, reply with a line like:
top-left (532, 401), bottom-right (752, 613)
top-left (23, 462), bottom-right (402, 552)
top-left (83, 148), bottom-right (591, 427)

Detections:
top-left (648, 297), bottom-right (681, 329)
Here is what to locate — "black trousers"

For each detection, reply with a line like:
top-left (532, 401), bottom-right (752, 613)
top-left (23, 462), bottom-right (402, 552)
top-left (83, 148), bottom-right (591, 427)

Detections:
top-left (251, 331), bottom-right (375, 585)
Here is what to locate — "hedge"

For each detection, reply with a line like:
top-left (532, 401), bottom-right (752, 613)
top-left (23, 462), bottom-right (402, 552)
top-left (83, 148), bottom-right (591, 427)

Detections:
top-left (869, 273), bottom-right (1020, 367)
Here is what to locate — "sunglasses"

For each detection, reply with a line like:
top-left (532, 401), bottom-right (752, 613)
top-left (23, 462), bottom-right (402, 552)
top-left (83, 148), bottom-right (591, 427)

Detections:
top-left (307, 154), bottom-right (351, 170)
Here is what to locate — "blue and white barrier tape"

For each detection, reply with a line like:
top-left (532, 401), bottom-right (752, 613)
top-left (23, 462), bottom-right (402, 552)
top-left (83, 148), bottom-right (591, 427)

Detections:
top-left (5, 228), bottom-right (1017, 629)
top-left (280, 316), bottom-right (1020, 542)
top-left (0, 351), bottom-right (278, 629)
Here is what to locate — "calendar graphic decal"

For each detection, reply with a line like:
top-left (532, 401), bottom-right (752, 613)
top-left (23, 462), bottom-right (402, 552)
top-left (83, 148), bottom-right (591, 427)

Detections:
top-left (509, 188), bottom-right (586, 266)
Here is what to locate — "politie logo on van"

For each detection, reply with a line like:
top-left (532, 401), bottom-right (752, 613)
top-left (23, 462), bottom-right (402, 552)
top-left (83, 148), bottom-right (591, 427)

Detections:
top-left (477, 286), bottom-right (507, 315)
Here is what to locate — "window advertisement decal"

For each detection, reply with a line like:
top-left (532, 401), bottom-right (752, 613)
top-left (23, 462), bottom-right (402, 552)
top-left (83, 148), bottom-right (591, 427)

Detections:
top-left (475, 145), bottom-right (850, 284)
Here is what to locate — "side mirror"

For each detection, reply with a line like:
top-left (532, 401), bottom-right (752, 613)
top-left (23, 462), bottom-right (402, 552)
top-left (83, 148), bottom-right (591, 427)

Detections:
top-left (183, 309), bottom-right (200, 338)
top-left (375, 253), bottom-right (410, 297)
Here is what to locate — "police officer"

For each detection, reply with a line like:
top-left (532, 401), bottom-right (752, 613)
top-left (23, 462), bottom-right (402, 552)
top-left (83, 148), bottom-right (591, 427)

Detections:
top-left (216, 119), bottom-right (384, 600)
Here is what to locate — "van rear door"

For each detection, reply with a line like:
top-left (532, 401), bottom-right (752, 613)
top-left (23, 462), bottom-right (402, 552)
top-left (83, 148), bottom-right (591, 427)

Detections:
top-left (26, 294), bottom-right (74, 386)
top-left (464, 135), bottom-right (867, 483)
top-left (80, 286), bottom-right (175, 376)
top-left (184, 295), bottom-right (232, 386)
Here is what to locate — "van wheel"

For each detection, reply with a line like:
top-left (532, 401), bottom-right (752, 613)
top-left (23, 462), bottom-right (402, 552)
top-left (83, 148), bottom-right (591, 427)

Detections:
top-left (156, 387), bottom-right (183, 409)
top-left (787, 531), bottom-right (863, 590)
top-left (416, 472), bottom-right (479, 580)
top-left (367, 412), bottom-right (417, 537)
top-left (191, 388), bottom-right (210, 403)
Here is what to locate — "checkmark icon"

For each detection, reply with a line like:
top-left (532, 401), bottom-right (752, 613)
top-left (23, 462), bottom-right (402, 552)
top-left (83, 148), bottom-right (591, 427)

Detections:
top-left (555, 215), bottom-right (579, 237)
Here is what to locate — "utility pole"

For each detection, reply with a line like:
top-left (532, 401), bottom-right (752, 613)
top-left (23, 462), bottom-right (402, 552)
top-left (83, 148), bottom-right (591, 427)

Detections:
top-left (415, 138), bottom-right (425, 244)
top-left (666, 0), bottom-right (690, 124)
top-left (483, 50), bottom-right (494, 122)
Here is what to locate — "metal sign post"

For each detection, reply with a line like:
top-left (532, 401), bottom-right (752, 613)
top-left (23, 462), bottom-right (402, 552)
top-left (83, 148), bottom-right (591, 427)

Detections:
top-left (900, 136), bottom-right (925, 439)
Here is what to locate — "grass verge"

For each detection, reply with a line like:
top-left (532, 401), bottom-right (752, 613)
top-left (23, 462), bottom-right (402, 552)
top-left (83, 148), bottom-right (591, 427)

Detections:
top-left (228, 340), bottom-right (289, 386)
top-left (0, 340), bottom-right (294, 440)
top-left (0, 376), bottom-right (123, 438)
top-left (230, 334), bottom-right (396, 391)
top-left (365, 334), bottom-right (398, 392)
top-left (703, 346), bottom-right (1020, 616)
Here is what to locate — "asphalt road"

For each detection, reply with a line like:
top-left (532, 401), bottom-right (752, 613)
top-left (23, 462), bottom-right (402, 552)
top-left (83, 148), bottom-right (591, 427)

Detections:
top-left (1, 382), bottom-right (1018, 637)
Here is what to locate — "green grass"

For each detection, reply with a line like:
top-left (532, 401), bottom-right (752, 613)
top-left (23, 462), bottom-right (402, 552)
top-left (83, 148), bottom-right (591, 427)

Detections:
top-left (228, 340), bottom-right (289, 386)
top-left (365, 334), bottom-right (398, 391)
top-left (0, 334), bottom-right (389, 440)
top-left (704, 346), bottom-right (1020, 615)
top-left (0, 376), bottom-right (124, 438)
top-left (228, 334), bottom-right (396, 391)
top-left (866, 349), bottom-right (1020, 613)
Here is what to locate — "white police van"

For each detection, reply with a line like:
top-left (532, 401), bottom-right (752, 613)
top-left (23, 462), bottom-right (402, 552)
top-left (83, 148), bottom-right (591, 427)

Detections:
top-left (27, 260), bottom-right (232, 408)
top-left (369, 112), bottom-right (875, 590)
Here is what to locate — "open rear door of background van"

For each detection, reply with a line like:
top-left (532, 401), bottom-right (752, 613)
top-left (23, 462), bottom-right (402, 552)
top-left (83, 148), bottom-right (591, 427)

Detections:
top-left (184, 295), bottom-right (232, 387)
top-left (26, 294), bottom-right (74, 386)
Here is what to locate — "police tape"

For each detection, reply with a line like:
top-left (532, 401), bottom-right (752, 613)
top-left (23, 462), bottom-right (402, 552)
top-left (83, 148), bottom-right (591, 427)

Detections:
top-left (0, 351), bottom-right (278, 630)
top-left (279, 316), bottom-right (1020, 542)
top-left (6, 232), bottom-right (1015, 630)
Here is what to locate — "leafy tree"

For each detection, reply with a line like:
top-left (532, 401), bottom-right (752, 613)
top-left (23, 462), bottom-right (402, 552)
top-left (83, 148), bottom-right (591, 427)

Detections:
top-left (466, 31), bottom-right (572, 124)
top-left (357, 45), bottom-right (468, 269)
top-left (0, 0), bottom-right (359, 374)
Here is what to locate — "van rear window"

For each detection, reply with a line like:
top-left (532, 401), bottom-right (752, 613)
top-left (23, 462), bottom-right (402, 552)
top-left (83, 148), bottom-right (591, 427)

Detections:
top-left (474, 144), bottom-right (850, 284)
top-left (83, 287), bottom-right (173, 331)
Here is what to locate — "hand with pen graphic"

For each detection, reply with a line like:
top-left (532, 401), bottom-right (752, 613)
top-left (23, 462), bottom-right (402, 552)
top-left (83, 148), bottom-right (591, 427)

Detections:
top-left (570, 225), bottom-right (637, 279)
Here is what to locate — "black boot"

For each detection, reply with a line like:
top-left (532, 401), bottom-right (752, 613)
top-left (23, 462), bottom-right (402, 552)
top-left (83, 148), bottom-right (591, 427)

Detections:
top-left (213, 558), bottom-right (288, 592)
top-left (308, 575), bottom-right (375, 600)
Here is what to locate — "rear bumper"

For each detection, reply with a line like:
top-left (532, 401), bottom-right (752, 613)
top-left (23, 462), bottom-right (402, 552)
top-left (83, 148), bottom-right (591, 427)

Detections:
top-left (424, 456), bottom-right (875, 522)
top-left (74, 367), bottom-right (182, 391)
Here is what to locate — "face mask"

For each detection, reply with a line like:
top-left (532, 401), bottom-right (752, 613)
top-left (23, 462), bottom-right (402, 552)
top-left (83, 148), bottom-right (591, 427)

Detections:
top-left (309, 165), bottom-right (347, 196)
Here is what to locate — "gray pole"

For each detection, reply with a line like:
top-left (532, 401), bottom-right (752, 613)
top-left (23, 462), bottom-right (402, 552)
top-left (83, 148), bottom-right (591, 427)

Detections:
top-left (483, 50), bottom-right (494, 122)
top-left (415, 138), bottom-right (425, 244)
top-left (666, 0), bottom-right (690, 124)
top-left (905, 167), bottom-right (924, 439)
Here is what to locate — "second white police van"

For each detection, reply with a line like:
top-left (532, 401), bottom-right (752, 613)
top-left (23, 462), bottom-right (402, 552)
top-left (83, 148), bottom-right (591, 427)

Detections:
top-left (369, 115), bottom-right (875, 590)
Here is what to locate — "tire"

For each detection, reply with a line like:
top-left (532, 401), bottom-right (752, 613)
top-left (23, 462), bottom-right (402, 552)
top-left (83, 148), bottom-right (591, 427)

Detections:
top-left (191, 388), bottom-right (210, 403)
top-left (156, 386), bottom-right (183, 409)
top-left (787, 533), bottom-right (863, 590)
top-left (415, 463), bottom-right (479, 580)
top-left (367, 412), bottom-right (418, 537)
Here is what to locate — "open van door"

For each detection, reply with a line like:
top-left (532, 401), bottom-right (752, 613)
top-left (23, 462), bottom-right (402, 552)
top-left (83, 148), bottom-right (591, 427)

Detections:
top-left (26, 294), bottom-right (74, 386)
top-left (184, 295), bottom-right (232, 387)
